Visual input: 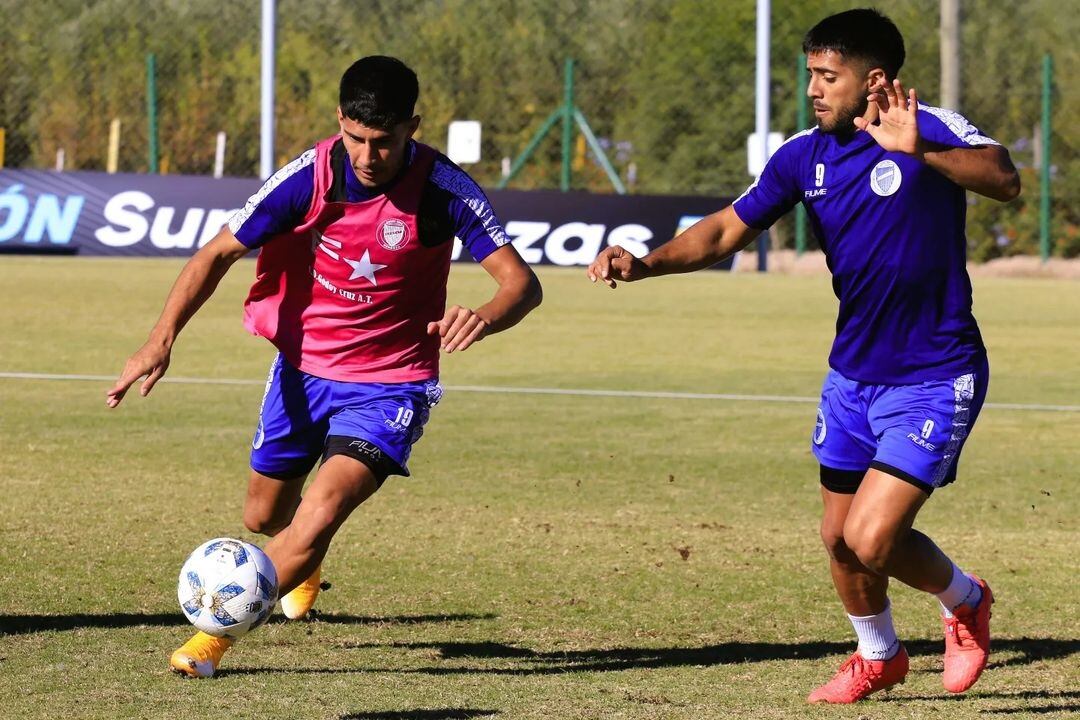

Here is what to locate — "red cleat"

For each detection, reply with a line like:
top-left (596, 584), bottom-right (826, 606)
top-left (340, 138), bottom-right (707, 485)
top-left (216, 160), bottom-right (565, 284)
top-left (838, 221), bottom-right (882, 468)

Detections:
top-left (942, 575), bottom-right (993, 693)
top-left (807, 646), bottom-right (909, 704)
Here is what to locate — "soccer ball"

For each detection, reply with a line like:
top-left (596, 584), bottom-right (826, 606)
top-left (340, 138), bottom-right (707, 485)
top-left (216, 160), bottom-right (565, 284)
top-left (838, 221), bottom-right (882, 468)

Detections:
top-left (178, 538), bottom-right (278, 638)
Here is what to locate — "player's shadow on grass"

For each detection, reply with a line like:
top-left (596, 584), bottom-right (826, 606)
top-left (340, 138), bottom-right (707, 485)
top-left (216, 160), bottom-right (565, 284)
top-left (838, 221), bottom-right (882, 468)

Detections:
top-left (339, 711), bottom-right (497, 720)
top-left (0, 612), bottom-right (497, 636)
top-left (881, 689), bottom-right (1080, 714)
top-left (335, 637), bottom-right (1079, 676)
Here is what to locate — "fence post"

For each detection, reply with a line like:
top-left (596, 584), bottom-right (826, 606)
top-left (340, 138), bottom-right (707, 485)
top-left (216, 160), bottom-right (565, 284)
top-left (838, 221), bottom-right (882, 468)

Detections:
top-left (214, 131), bottom-right (226, 178)
top-left (561, 58), bottom-right (574, 192)
top-left (107, 119), bottom-right (121, 173)
top-left (147, 53), bottom-right (159, 174)
top-left (795, 53), bottom-right (808, 256)
top-left (1039, 53), bottom-right (1052, 263)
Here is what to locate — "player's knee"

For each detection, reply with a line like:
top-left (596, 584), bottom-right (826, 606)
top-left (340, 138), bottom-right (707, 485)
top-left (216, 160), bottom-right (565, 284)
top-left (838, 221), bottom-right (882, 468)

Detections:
top-left (242, 504), bottom-right (290, 536)
top-left (843, 523), bottom-right (899, 574)
top-left (291, 496), bottom-right (355, 546)
top-left (242, 494), bottom-right (296, 536)
top-left (819, 522), bottom-right (850, 562)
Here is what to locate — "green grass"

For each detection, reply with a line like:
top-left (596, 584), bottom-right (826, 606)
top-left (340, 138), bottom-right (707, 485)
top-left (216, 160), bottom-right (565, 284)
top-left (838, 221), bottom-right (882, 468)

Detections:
top-left (0, 257), bottom-right (1077, 719)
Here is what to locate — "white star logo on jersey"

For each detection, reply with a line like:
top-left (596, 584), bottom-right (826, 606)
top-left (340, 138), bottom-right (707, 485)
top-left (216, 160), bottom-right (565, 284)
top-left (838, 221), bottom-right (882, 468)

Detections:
top-left (343, 249), bottom-right (387, 285)
top-left (311, 231), bottom-right (387, 286)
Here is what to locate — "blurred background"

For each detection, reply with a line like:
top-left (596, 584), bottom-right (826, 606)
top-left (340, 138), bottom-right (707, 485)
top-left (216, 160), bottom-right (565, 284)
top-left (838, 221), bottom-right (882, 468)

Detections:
top-left (0, 0), bottom-right (1075, 259)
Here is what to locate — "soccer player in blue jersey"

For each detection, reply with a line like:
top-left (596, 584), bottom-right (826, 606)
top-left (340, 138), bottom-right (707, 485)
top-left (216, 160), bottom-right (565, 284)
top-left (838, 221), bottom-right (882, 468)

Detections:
top-left (588, 9), bottom-right (1019, 704)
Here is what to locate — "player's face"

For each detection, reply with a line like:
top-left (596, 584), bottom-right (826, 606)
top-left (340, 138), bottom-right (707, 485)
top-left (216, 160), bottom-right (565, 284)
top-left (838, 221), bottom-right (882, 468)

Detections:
top-left (806, 50), bottom-right (883, 134)
top-left (337, 110), bottom-right (421, 187)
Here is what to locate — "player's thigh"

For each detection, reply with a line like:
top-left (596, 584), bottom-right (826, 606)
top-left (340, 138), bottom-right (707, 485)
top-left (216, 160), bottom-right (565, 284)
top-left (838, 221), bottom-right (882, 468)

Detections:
top-left (845, 467), bottom-right (930, 541)
top-left (243, 469), bottom-right (307, 530)
top-left (288, 455), bottom-right (382, 542)
top-left (867, 363), bottom-right (989, 493)
top-left (819, 483), bottom-right (860, 558)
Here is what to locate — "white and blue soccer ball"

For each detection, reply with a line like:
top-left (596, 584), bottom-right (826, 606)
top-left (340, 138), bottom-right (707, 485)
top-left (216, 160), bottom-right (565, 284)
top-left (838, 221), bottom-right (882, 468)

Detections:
top-left (178, 538), bottom-right (278, 638)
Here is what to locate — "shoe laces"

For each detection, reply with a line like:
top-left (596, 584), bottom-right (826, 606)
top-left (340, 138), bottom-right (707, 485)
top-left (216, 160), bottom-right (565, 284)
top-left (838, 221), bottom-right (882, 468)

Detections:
top-left (946, 608), bottom-right (978, 646)
top-left (838, 654), bottom-right (875, 690)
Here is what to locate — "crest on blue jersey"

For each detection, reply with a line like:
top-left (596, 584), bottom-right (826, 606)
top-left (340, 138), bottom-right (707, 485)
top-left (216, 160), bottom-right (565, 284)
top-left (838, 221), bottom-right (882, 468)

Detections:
top-left (870, 160), bottom-right (902, 197)
top-left (814, 407), bottom-right (828, 445)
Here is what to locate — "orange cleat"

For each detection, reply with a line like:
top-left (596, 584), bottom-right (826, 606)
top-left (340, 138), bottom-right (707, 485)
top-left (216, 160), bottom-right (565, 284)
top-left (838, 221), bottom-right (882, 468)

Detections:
top-left (280, 563), bottom-right (322, 620)
top-left (169, 631), bottom-right (234, 678)
top-left (942, 575), bottom-right (993, 693)
top-left (807, 646), bottom-right (909, 704)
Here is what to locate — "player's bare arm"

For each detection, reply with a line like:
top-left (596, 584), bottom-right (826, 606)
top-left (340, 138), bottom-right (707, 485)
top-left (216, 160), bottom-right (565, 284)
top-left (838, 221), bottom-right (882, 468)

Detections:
top-left (427, 244), bottom-right (541, 353)
top-left (587, 205), bottom-right (759, 288)
top-left (856, 78), bottom-right (1020, 202)
top-left (106, 227), bottom-right (250, 407)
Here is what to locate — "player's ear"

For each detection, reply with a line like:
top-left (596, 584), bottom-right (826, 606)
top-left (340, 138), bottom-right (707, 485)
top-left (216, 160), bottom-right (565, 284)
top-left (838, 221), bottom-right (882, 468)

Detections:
top-left (336, 106), bottom-right (346, 128)
top-left (404, 115), bottom-right (421, 139)
top-left (866, 66), bottom-right (887, 90)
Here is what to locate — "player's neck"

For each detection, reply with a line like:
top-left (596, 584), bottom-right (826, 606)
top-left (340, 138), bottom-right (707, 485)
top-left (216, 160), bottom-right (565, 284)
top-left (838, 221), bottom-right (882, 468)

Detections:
top-left (344, 142), bottom-right (415, 200)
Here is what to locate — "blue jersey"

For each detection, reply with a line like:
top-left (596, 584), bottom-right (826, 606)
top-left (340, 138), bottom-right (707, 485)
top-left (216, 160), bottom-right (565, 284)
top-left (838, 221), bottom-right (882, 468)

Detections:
top-left (228, 140), bottom-right (507, 262)
top-left (733, 104), bottom-right (995, 385)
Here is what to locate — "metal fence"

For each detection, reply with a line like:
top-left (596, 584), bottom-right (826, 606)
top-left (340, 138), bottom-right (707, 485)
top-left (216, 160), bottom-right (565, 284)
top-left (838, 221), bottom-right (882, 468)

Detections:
top-left (1, 0), bottom-right (1076, 258)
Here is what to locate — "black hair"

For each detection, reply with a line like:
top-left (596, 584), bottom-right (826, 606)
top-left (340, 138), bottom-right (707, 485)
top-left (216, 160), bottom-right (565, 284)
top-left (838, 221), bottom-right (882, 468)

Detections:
top-left (339, 56), bottom-right (419, 129)
top-left (802, 8), bottom-right (905, 79)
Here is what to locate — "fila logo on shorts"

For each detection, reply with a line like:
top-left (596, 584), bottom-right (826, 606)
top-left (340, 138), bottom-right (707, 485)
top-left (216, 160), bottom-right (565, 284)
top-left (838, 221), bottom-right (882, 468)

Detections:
top-left (870, 160), bottom-right (902, 197)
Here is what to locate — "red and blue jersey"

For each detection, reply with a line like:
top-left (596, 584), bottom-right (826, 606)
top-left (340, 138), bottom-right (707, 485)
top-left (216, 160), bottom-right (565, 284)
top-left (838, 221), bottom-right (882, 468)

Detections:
top-left (231, 137), bottom-right (507, 383)
top-left (733, 104), bottom-right (994, 385)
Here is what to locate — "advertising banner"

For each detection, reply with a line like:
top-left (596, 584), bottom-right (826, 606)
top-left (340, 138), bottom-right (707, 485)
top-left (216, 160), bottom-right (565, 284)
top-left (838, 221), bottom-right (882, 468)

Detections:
top-left (0, 169), bottom-right (735, 269)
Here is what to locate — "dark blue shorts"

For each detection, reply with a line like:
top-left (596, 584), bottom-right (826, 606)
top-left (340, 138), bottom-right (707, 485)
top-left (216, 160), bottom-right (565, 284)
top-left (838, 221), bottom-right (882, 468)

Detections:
top-left (250, 355), bottom-right (442, 480)
top-left (811, 361), bottom-right (989, 492)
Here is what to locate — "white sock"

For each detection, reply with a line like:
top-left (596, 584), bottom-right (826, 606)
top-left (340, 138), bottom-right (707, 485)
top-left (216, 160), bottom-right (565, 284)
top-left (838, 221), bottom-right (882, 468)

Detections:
top-left (848, 600), bottom-right (901, 661)
top-left (936, 562), bottom-right (982, 617)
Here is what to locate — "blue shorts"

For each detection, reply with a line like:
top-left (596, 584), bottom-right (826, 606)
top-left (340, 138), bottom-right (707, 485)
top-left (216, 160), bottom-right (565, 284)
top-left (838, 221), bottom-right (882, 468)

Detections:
top-left (250, 355), bottom-right (443, 480)
top-left (811, 361), bottom-right (989, 492)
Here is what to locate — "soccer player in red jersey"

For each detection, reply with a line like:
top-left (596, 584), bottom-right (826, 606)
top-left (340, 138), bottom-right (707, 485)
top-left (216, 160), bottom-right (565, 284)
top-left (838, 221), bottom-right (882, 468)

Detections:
top-left (108, 56), bottom-right (541, 677)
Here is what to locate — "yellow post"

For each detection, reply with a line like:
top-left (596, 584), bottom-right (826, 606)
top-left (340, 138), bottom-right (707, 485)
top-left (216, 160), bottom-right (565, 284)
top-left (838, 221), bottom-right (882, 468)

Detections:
top-left (0, 127), bottom-right (6, 168)
top-left (107, 118), bottom-right (121, 173)
top-left (572, 133), bottom-right (586, 172)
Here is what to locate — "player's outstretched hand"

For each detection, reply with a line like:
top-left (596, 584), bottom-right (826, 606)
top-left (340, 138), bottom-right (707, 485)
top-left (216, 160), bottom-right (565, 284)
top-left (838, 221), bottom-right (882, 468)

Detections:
top-left (586, 245), bottom-right (648, 288)
top-left (427, 305), bottom-right (488, 353)
top-left (106, 341), bottom-right (171, 408)
top-left (854, 78), bottom-right (920, 155)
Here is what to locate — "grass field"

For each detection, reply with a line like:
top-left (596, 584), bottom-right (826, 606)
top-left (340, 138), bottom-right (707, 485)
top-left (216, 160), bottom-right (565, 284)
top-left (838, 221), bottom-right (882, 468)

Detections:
top-left (0, 256), bottom-right (1077, 720)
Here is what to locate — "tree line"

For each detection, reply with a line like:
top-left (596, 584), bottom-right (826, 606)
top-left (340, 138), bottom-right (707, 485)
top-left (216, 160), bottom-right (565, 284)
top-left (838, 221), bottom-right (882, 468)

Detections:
top-left (1, 0), bottom-right (1075, 257)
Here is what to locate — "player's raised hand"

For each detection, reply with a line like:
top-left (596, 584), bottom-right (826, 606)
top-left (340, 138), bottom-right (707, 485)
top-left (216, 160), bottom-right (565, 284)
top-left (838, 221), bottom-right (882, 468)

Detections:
top-left (106, 341), bottom-right (171, 408)
top-left (855, 78), bottom-right (920, 155)
top-left (427, 305), bottom-right (489, 353)
top-left (587, 245), bottom-right (648, 288)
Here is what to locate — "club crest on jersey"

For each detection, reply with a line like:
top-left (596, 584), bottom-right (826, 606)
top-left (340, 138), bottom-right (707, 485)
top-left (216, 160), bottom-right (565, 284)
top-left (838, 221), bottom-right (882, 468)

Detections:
top-left (869, 159), bottom-right (902, 197)
top-left (377, 219), bottom-right (410, 251)
top-left (814, 408), bottom-right (827, 445)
